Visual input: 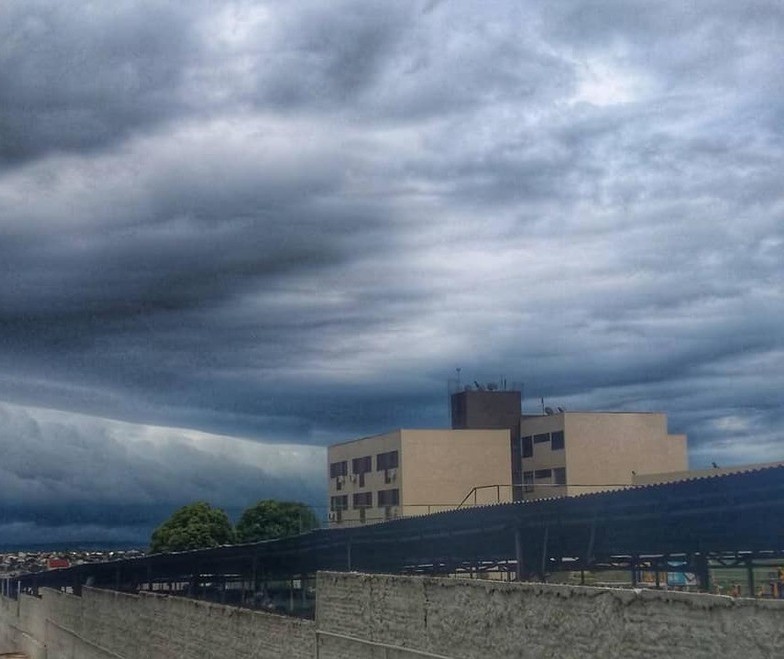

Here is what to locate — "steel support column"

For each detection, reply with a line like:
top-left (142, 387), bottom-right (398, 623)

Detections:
top-left (514, 527), bottom-right (524, 581)
top-left (746, 558), bottom-right (755, 597)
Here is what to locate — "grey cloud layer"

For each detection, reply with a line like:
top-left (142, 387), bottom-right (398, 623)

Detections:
top-left (0, 0), bottom-right (782, 543)
top-left (0, 1), bottom-right (202, 164)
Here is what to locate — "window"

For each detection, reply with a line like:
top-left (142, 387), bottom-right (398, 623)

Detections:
top-left (376, 450), bottom-right (399, 471)
top-left (534, 469), bottom-right (552, 479)
top-left (353, 492), bottom-right (372, 509)
top-left (551, 431), bottom-right (565, 451)
top-left (352, 456), bottom-right (372, 474)
top-left (523, 471), bottom-right (534, 493)
top-left (377, 488), bottom-right (400, 506)
top-left (554, 467), bottom-right (566, 485)
top-left (329, 461), bottom-right (348, 478)
top-left (533, 433), bottom-right (550, 444)
top-left (330, 495), bottom-right (348, 511)
top-left (522, 436), bottom-right (533, 458)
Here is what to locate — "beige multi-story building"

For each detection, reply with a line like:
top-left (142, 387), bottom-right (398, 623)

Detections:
top-left (515, 411), bottom-right (687, 500)
top-left (327, 429), bottom-right (511, 527)
top-left (450, 388), bottom-right (687, 500)
top-left (328, 389), bottom-right (689, 526)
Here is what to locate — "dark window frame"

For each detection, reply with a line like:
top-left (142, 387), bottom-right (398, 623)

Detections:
top-left (551, 431), bottom-right (565, 451)
top-left (377, 488), bottom-right (400, 507)
top-left (353, 491), bottom-right (373, 509)
top-left (376, 450), bottom-right (399, 471)
top-left (352, 455), bottom-right (372, 475)
top-left (553, 467), bottom-right (567, 485)
top-left (522, 436), bottom-right (533, 458)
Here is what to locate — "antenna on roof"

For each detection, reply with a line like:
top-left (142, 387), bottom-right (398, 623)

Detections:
top-left (545, 407), bottom-right (554, 415)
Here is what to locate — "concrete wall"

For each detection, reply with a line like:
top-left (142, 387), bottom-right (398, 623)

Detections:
top-left (316, 572), bottom-right (784, 659)
top-left (0, 587), bottom-right (314, 659)
top-left (3, 572), bottom-right (783, 659)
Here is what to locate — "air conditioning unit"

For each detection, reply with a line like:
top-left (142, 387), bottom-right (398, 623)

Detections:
top-left (350, 474), bottom-right (358, 483)
top-left (328, 511), bottom-right (337, 522)
top-left (336, 475), bottom-right (345, 484)
top-left (384, 506), bottom-right (400, 520)
top-left (388, 468), bottom-right (397, 481)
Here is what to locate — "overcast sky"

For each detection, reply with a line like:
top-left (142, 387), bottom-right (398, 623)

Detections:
top-left (1, 0), bottom-right (782, 546)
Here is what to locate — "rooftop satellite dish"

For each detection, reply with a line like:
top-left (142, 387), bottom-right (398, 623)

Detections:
top-left (557, 407), bottom-right (565, 413)
top-left (544, 407), bottom-right (554, 415)
top-left (486, 382), bottom-right (498, 391)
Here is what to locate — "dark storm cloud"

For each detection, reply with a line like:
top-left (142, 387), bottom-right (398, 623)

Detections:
top-left (0, 1), bottom-right (203, 164)
top-left (0, 0), bottom-right (782, 544)
top-left (246, 2), bottom-right (575, 120)
top-left (0, 402), bottom-right (323, 543)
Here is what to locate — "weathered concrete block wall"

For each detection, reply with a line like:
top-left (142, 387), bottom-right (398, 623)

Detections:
top-left (1, 588), bottom-right (314, 659)
top-left (316, 572), bottom-right (784, 659)
top-left (0, 595), bottom-right (47, 659)
top-left (4, 573), bottom-right (784, 658)
top-left (0, 594), bottom-right (16, 650)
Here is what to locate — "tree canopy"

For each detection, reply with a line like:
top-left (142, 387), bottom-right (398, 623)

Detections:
top-left (150, 501), bottom-right (235, 553)
top-left (235, 500), bottom-right (319, 543)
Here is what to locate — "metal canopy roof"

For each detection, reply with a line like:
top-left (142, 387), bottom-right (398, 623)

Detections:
top-left (11, 465), bottom-right (784, 591)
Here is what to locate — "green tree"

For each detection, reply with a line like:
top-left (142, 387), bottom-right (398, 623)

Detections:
top-left (235, 500), bottom-right (319, 543)
top-left (150, 501), bottom-right (235, 553)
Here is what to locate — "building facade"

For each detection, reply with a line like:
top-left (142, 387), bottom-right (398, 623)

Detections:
top-left (450, 389), bottom-right (687, 500)
top-left (327, 429), bottom-right (511, 527)
top-left (328, 389), bottom-right (689, 526)
top-left (515, 411), bottom-right (687, 500)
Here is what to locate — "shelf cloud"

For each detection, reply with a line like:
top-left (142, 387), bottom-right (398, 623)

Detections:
top-left (0, 0), bottom-right (782, 544)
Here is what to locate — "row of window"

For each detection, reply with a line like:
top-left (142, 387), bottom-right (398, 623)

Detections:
top-left (516, 430), bottom-right (564, 459)
top-left (329, 450), bottom-right (399, 479)
top-left (521, 467), bottom-right (566, 492)
top-left (330, 488), bottom-right (400, 511)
